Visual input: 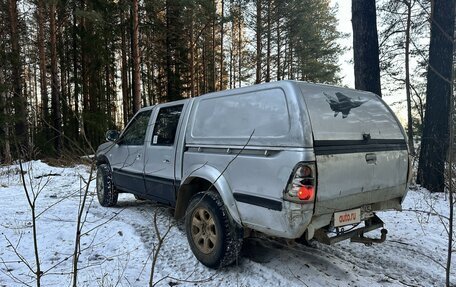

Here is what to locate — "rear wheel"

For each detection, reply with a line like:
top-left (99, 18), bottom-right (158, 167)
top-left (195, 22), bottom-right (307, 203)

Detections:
top-left (185, 191), bottom-right (243, 268)
top-left (96, 164), bottom-right (118, 207)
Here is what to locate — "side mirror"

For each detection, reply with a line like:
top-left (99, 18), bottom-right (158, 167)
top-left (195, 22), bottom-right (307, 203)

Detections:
top-left (105, 130), bottom-right (120, 142)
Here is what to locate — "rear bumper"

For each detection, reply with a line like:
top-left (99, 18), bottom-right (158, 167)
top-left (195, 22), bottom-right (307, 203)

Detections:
top-left (313, 214), bottom-right (386, 245)
top-left (304, 196), bottom-right (403, 241)
top-left (238, 191), bottom-right (404, 240)
top-left (314, 184), bottom-right (406, 215)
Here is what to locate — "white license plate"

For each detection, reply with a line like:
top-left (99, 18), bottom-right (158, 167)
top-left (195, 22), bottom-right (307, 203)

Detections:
top-left (334, 208), bottom-right (361, 227)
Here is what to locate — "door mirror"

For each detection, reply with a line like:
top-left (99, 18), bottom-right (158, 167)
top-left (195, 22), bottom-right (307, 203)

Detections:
top-left (105, 130), bottom-right (120, 142)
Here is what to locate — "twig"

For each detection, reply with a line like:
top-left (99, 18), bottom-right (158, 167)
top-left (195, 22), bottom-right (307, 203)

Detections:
top-left (403, 208), bottom-right (450, 220)
top-left (150, 212), bottom-right (173, 287)
top-left (18, 159), bottom-right (42, 286)
top-left (71, 160), bottom-right (95, 287)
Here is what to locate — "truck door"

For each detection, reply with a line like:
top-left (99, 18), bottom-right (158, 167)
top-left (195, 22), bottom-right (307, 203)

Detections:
top-left (110, 109), bottom-right (152, 195)
top-left (143, 103), bottom-right (185, 204)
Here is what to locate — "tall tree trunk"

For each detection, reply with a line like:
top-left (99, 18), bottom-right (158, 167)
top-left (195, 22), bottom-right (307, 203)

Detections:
top-left (237, 0), bottom-right (242, 87)
top-left (229, 0), bottom-right (234, 89)
top-left (72, 1), bottom-right (79, 138)
top-left (166, 0), bottom-right (173, 99)
top-left (0, 69), bottom-right (12, 164)
top-left (352, 0), bottom-right (382, 96)
top-left (131, 0), bottom-right (141, 113)
top-left (190, 12), bottom-right (195, 97)
top-left (80, 0), bottom-right (89, 113)
top-left (276, 0), bottom-right (281, 81)
top-left (50, 2), bottom-right (62, 156)
top-left (404, 0), bottom-right (415, 156)
top-left (211, 0), bottom-right (216, 91)
top-left (255, 0), bottom-right (262, 84)
top-left (58, 9), bottom-right (68, 147)
top-left (265, 0), bottom-right (271, 82)
top-left (8, 0), bottom-right (28, 156)
top-left (219, 0), bottom-right (224, 89)
top-left (120, 7), bottom-right (129, 125)
top-left (417, 0), bottom-right (455, 193)
top-left (37, 0), bottom-right (48, 123)
top-left (164, 0), bottom-right (183, 100)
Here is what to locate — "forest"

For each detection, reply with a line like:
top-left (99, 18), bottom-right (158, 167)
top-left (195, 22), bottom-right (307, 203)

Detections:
top-left (1, 1), bottom-right (456, 286)
top-left (0, 0), bottom-right (455, 193)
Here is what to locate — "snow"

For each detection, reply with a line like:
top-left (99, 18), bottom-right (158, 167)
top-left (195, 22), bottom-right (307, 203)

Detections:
top-left (0, 160), bottom-right (454, 286)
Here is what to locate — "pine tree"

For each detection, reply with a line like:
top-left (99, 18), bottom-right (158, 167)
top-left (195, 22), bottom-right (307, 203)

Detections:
top-left (417, 0), bottom-right (455, 192)
top-left (352, 0), bottom-right (382, 96)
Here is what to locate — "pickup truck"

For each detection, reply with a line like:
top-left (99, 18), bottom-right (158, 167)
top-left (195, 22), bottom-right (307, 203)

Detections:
top-left (96, 80), bottom-right (410, 268)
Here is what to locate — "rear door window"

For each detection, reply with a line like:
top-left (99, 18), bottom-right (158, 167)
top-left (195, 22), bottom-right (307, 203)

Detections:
top-left (151, 105), bottom-right (183, 145)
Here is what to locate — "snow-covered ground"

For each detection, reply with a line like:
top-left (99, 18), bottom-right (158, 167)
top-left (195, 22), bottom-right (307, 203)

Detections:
top-left (0, 160), bottom-right (454, 286)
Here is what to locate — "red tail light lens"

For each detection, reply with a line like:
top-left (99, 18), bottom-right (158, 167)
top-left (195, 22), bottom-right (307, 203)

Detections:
top-left (298, 185), bottom-right (314, 200)
top-left (284, 162), bottom-right (316, 203)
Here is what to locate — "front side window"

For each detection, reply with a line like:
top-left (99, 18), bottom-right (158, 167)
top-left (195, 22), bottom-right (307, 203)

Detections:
top-left (152, 105), bottom-right (183, 145)
top-left (119, 110), bottom-right (152, 145)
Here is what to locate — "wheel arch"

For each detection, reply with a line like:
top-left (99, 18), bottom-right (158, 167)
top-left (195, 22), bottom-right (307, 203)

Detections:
top-left (174, 164), bottom-right (242, 226)
top-left (96, 154), bottom-right (111, 168)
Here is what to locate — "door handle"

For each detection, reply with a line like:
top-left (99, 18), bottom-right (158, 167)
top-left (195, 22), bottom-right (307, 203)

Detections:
top-left (365, 153), bottom-right (376, 164)
top-left (136, 154), bottom-right (141, 159)
top-left (163, 159), bottom-right (170, 163)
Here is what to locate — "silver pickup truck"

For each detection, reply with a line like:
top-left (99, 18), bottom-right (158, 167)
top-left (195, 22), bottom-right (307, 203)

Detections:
top-left (96, 80), bottom-right (410, 268)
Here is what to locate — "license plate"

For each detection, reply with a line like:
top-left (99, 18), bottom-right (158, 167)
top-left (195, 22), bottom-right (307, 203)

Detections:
top-left (334, 208), bottom-right (361, 227)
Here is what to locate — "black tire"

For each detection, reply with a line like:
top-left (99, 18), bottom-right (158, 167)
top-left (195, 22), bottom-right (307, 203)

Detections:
top-left (96, 164), bottom-right (118, 207)
top-left (185, 191), bottom-right (243, 268)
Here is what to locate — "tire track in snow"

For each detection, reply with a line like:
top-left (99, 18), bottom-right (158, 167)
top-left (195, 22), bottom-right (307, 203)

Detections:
top-left (88, 194), bottom-right (449, 287)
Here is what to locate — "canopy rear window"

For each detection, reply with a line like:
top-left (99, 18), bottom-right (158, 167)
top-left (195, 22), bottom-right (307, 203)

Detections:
top-left (299, 84), bottom-right (404, 142)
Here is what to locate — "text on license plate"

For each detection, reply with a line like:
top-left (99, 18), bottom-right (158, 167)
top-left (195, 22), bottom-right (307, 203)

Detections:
top-left (334, 208), bottom-right (361, 227)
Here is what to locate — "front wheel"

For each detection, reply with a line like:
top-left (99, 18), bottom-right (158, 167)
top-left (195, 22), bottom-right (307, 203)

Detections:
top-left (185, 191), bottom-right (243, 268)
top-left (96, 164), bottom-right (118, 207)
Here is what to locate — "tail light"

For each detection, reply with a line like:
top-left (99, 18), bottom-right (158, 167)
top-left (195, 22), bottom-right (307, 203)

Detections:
top-left (284, 162), bottom-right (316, 203)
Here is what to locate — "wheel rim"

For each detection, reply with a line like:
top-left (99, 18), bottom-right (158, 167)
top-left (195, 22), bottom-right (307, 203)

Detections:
top-left (96, 171), bottom-right (104, 200)
top-left (191, 207), bottom-right (217, 254)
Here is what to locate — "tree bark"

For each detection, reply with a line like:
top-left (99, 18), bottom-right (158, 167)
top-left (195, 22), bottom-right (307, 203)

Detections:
top-left (50, 2), bottom-right (62, 156)
top-left (255, 0), bottom-right (262, 84)
top-left (276, 0), bottom-right (281, 81)
top-left (121, 6), bottom-right (129, 125)
top-left (237, 0), bottom-right (241, 87)
top-left (220, 0), bottom-right (224, 89)
top-left (404, 0), bottom-right (415, 156)
top-left (72, 0), bottom-right (79, 138)
top-left (265, 0), bottom-right (271, 82)
top-left (8, 0), bottom-right (28, 156)
top-left (0, 69), bottom-right (12, 164)
top-left (352, 0), bottom-right (382, 96)
top-left (190, 10), bottom-right (195, 97)
top-left (211, 0), bottom-right (216, 91)
top-left (417, 0), bottom-right (455, 193)
top-left (37, 0), bottom-right (48, 123)
top-left (132, 0), bottom-right (141, 113)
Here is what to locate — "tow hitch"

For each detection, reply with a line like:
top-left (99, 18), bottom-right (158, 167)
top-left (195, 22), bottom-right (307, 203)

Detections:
top-left (351, 228), bottom-right (387, 245)
top-left (314, 214), bottom-right (388, 245)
